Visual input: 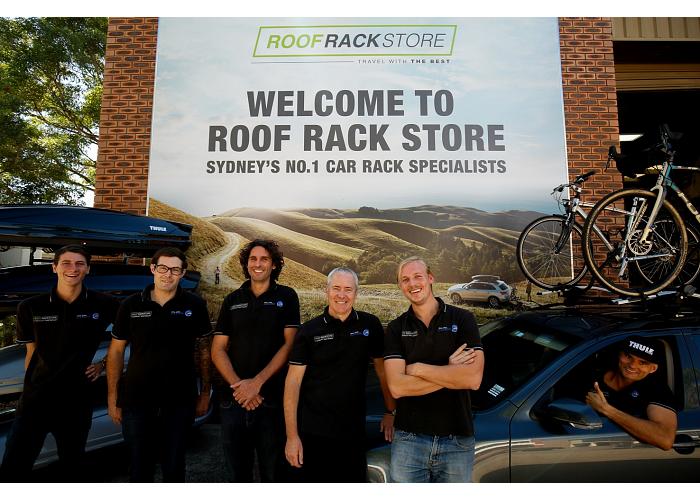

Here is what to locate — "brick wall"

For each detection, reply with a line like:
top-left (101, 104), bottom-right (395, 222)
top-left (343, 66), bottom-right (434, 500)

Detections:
top-left (95, 17), bottom-right (622, 212)
top-left (559, 17), bottom-right (621, 205)
top-left (558, 18), bottom-right (621, 286)
top-left (94, 17), bottom-right (158, 214)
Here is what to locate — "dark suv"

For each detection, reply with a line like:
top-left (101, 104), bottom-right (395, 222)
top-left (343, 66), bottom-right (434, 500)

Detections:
top-left (368, 296), bottom-right (700, 482)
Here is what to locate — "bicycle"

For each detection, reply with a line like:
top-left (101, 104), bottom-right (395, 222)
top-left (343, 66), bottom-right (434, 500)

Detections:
top-left (582, 125), bottom-right (700, 297)
top-left (516, 170), bottom-right (596, 290)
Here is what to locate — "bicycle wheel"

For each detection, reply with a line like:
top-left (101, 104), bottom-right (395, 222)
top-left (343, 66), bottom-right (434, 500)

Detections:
top-left (636, 222), bottom-right (700, 286)
top-left (516, 215), bottom-right (587, 290)
top-left (582, 189), bottom-right (687, 296)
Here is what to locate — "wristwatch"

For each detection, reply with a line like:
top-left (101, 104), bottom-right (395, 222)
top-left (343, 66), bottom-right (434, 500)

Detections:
top-left (385, 409), bottom-right (396, 416)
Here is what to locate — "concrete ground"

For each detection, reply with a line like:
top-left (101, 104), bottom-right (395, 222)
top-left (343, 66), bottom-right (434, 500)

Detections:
top-left (30, 424), bottom-right (229, 483)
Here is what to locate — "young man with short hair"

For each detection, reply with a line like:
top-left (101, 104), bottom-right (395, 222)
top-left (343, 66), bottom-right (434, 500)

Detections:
top-left (211, 239), bottom-right (300, 482)
top-left (384, 257), bottom-right (484, 483)
top-left (586, 335), bottom-right (677, 450)
top-left (107, 247), bottom-right (212, 482)
top-left (0, 245), bottom-right (119, 481)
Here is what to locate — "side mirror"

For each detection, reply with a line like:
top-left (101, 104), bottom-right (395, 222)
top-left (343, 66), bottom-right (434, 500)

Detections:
top-left (536, 398), bottom-right (603, 430)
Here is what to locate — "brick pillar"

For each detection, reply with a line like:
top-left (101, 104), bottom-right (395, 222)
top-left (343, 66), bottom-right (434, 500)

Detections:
top-left (94, 17), bottom-right (158, 215)
top-left (559, 17), bottom-right (621, 200)
top-left (559, 17), bottom-right (622, 287)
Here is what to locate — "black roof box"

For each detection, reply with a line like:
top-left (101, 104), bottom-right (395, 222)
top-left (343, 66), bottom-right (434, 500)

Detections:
top-left (0, 205), bottom-right (192, 256)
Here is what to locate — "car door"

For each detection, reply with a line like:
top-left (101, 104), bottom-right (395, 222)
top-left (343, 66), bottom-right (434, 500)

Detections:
top-left (508, 331), bottom-right (700, 482)
top-left (472, 283), bottom-right (491, 302)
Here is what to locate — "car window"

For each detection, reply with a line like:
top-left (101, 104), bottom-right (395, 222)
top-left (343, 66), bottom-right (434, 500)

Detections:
top-left (498, 283), bottom-right (509, 291)
top-left (472, 320), bottom-right (580, 411)
top-left (546, 335), bottom-right (684, 411)
top-left (0, 393), bottom-right (20, 425)
top-left (0, 314), bottom-right (17, 348)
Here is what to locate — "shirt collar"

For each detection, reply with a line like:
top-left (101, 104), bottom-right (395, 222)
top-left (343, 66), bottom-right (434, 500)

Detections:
top-left (241, 279), bottom-right (278, 295)
top-left (49, 286), bottom-right (88, 304)
top-left (141, 283), bottom-right (183, 302)
top-left (322, 306), bottom-right (359, 325)
top-left (406, 296), bottom-right (446, 320)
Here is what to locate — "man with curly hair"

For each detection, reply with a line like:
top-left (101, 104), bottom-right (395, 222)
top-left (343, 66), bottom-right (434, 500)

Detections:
top-left (211, 239), bottom-right (300, 482)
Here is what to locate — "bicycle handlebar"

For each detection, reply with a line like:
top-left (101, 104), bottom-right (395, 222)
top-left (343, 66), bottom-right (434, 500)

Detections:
top-left (551, 170), bottom-right (596, 193)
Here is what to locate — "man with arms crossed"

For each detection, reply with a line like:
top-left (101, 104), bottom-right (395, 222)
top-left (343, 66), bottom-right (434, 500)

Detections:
top-left (284, 267), bottom-right (395, 482)
top-left (586, 335), bottom-right (677, 450)
top-left (0, 245), bottom-right (118, 481)
top-left (384, 257), bottom-right (484, 483)
top-left (107, 247), bottom-right (212, 482)
top-left (211, 239), bottom-right (300, 482)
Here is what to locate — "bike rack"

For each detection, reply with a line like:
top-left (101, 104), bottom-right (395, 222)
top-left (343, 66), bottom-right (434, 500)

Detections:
top-left (529, 276), bottom-right (700, 310)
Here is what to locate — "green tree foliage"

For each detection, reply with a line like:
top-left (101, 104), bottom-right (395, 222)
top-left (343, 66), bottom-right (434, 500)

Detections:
top-left (0, 17), bottom-right (107, 204)
top-left (348, 232), bottom-right (522, 285)
top-left (356, 246), bottom-right (410, 284)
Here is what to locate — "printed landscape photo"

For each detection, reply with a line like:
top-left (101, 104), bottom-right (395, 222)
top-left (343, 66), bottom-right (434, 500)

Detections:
top-left (149, 198), bottom-right (564, 325)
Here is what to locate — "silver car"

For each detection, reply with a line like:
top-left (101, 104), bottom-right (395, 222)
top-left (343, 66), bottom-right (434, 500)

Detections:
top-left (448, 280), bottom-right (513, 308)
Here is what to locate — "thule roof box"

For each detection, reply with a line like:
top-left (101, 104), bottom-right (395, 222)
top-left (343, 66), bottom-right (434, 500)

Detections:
top-left (0, 204), bottom-right (192, 257)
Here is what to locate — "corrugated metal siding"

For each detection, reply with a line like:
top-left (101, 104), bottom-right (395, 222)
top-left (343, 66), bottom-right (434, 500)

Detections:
top-left (615, 63), bottom-right (700, 90)
top-left (612, 17), bottom-right (700, 41)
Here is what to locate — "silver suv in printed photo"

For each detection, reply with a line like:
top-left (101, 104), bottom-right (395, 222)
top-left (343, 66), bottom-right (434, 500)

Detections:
top-left (448, 279), bottom-right (513, 308)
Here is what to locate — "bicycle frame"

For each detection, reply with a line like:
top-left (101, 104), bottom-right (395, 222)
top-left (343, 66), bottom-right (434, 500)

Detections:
top-left (588, 162), bottom-right (700, 279)
top-left (555, 182), bottom-right (597, 253)
top-left (642, 163), bottom-right (700, 241)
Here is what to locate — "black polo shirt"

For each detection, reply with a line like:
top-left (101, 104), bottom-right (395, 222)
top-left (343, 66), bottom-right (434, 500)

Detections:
top-left (112, 285), bottom-right (212, 409)
top-left (598, 376), bottom-right (677, 418)
top-left (214, 280), bottom-right (300, 406)
top-left (289, 308), bottom-right (383, 440)
top-left (16, 287), bottom-right (119, 412)
top-left (384, 298), bottom-right (482, 437)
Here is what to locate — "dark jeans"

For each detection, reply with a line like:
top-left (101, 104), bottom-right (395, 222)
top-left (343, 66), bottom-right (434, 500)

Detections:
top-left (287, 432), bottom-right (367, 483)
top-left (0, 404), bottom-right (92, 482)
top-left (121, 406), bottom-right (194, 482)
top-left (219, 401), bottom-right (286, 482)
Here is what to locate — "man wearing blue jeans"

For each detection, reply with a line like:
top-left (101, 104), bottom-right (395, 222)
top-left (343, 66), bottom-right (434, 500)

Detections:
top-left (211, 239), bottom-right (300, 482)
top-left (107, 247), bottom-right (212, 482)
top-left (384, 257), bottom-right (484, 482)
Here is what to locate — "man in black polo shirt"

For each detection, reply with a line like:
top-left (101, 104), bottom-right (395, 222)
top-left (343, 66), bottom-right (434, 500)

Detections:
top-left (0, 245), bottom-right (119, 482)
top-left (384, 257), bottom-right (484, 483)
top-left (106, 247), bottom-right (212, 482)
top-left (586, 335), bottom-right (677, 450)
top-left (211, 239), bottom-right (300, 482)
top-left (284, 267), bottom-right (395, 483)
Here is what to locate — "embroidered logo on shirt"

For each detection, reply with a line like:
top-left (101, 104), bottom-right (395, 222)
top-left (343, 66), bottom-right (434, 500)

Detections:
top-left (401, 330), bottom-right (418, 337)
top-left (276, 300), bottom-right (284, 308)
top-left (33, 315), bottom-right (58, 323)
top-left (229, 303), bottom-right (248, 310)
top-left (437, 324), bottom-right (458, 333)
top-left (630, 390), bottom-right (640, 398)
top-left (130, 311), bottom-right (152, 318)
top-left (313, 333), bottom-right (334, 342)
top-left (76, 312), bottom-right (100, 320)
top-left (185, 310), bottom-right (192, 317)
top-left (350, 329), bottom-right (370, 337)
